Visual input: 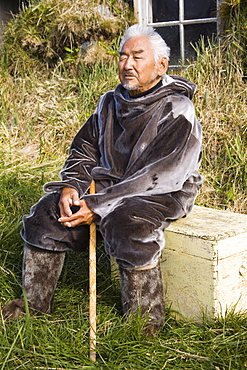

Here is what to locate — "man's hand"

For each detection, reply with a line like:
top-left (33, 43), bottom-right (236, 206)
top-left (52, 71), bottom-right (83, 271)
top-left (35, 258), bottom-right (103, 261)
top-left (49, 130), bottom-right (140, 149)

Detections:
top-left (58, 187), bottom-right (97, 228)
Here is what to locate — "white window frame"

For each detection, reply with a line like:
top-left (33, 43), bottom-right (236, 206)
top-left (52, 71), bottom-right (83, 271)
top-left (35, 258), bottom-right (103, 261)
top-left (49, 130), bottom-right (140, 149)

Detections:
top-left (133, 0), bottom-right (220, 65)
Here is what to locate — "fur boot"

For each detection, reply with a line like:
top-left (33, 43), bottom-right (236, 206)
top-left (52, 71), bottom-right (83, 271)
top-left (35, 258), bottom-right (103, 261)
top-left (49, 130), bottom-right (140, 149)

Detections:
top-left (119, 262), bottom-right (165, 336)
top-left (2, 244), bottom-right (65, 321)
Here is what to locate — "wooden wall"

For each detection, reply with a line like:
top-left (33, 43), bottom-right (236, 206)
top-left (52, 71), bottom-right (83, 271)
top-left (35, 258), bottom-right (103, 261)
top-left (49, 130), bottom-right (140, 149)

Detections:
top-left (0, 0), bottom-right (27, 43)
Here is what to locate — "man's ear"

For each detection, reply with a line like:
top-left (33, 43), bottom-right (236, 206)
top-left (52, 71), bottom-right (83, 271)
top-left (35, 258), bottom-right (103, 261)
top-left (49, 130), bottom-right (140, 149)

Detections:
top-left (157, 57), bottom-right (168, 76)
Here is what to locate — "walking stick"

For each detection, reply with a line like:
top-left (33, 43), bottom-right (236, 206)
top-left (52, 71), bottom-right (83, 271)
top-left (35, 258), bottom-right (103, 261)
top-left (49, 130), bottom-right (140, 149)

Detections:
top-left (89, 180), bottom-right (97, 362)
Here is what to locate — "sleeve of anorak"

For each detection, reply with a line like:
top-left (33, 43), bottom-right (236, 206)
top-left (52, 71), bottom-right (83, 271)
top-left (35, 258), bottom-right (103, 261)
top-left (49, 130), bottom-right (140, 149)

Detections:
top-left (44, 110), bottom-right (100, 198)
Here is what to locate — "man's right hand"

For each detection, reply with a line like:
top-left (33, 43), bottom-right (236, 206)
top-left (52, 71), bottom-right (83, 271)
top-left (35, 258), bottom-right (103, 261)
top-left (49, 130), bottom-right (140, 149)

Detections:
top-left (58, 187), bottom-right (80, 218)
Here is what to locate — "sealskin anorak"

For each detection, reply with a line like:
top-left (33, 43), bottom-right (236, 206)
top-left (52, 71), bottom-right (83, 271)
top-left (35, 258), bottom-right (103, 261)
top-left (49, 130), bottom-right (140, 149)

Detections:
top-left (45, 75), bottom-right (202, 216)
top-left (22, 75), bottom-right (203, 268)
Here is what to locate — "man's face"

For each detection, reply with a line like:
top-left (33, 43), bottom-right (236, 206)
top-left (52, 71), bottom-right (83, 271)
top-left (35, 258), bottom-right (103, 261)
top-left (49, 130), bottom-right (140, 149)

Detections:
top-left (118, 36), bottom-right (168, 97)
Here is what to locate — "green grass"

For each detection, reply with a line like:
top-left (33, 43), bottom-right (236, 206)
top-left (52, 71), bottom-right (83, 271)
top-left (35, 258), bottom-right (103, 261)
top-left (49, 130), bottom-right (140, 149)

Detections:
top-left (1, 244), bottom-right (247, 369)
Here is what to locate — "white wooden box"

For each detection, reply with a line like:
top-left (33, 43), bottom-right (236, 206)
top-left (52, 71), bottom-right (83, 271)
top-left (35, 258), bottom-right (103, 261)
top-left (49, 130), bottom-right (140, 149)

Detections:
top-left (162, 206), bottom-right (247, 321)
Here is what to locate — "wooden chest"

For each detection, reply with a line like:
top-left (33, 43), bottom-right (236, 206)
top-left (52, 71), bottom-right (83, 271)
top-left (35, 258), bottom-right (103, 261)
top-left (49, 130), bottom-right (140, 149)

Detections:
top-left (162, 206), bottom-right (247, 321)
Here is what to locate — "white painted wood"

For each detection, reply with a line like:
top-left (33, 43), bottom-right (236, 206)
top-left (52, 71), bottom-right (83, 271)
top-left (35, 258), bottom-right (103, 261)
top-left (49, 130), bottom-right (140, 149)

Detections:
top-left (162, 206), bottom-right (247, 321)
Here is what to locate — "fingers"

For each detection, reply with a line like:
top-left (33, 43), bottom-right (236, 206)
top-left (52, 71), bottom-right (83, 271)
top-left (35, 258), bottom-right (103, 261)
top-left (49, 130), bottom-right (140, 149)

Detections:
top-left (58, 187), bottom-right (80, 218)
top-left (71, 192), bottom-right (80, 206)
top-left (58, 199), bottom-right (97, 228)
top-left (58, 212), bottom-right (91, 228)
top-left (60, 199), bottom-right (72, 218)
top-left (58, 214), bottom-right (77, 228)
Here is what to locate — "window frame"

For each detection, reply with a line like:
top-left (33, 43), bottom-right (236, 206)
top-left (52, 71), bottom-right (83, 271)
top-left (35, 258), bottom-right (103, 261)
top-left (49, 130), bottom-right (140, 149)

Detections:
top-left (133, 0), bottom-right (221, 66)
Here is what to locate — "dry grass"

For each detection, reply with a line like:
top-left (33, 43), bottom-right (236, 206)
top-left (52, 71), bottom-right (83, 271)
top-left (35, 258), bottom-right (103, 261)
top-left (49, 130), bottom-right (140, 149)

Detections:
top-left (0, 65), bottom-right (119, 171)
top-left (183, 35), bottom-right (247, 213)
top-left (2, 0), bottom-right (132, 75)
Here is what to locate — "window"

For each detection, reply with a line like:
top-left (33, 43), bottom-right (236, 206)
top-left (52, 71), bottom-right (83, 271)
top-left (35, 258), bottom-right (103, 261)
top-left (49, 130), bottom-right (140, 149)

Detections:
top-left (133, 0), bottom-right (219, 67)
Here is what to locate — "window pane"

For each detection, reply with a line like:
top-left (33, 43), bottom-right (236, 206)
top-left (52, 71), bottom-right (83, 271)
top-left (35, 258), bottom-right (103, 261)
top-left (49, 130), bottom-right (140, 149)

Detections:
top-left (184, 23), bottom-right (217, 61)
top-left (152, 0), bottom-right (217, 22)
top-left (152, 0), bottom-right (179, 22)
top-left (184, 0), bottom-right (217, 20)
top-left (156, 26), bottom-right (180, 65)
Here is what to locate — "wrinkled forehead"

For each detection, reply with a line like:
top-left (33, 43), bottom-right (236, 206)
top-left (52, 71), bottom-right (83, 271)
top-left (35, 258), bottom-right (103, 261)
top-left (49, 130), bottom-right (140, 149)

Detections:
top-left (120, 36), bottom-right (154, 56)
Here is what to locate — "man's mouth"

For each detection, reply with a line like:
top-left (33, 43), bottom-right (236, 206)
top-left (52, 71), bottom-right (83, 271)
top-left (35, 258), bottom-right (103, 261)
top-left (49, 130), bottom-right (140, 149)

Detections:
top-left (124, 73), bottom-right (137, 79)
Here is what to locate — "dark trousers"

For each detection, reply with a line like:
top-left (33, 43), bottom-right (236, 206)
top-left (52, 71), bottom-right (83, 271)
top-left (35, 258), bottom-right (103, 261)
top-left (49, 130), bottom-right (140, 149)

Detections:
top-left (21, 181), bottom-right (198, 269)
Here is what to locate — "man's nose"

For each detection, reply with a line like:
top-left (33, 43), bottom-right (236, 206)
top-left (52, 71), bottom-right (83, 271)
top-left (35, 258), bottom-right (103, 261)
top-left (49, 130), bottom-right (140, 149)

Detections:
top-left (124, 57), bottom-right (134, 69)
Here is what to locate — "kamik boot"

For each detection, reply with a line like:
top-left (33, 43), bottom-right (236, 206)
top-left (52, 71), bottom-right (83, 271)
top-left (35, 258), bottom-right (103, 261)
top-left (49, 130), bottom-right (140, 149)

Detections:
top-left (2, 244), bottom-right (65, 321)
top-left (119, 261), bottom-right (165, 336)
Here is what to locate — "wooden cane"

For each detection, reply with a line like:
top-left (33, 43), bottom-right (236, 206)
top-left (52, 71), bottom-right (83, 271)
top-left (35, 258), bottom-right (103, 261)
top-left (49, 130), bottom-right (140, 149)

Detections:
top-left (89, 180), bottom-right (97, 362)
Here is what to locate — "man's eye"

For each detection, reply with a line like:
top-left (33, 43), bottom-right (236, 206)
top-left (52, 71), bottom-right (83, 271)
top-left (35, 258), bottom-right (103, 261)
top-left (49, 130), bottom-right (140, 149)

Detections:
top-left (119, 56), bottom-right (127, 62)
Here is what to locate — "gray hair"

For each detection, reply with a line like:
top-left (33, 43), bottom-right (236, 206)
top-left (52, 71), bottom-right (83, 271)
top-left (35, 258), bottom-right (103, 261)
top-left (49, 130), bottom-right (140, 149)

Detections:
top-left (119, 24), bottom-right (170, 62)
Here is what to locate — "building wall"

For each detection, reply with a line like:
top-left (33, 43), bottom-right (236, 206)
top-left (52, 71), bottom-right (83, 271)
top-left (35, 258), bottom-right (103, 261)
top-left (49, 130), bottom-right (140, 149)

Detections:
top-left (0, 0), bottom-right (26, 43)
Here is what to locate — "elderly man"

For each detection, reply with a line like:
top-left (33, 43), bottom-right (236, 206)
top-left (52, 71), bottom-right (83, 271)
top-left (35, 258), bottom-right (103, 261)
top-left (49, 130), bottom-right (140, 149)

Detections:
top-left (3, 24), bottom-right (202, 336)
